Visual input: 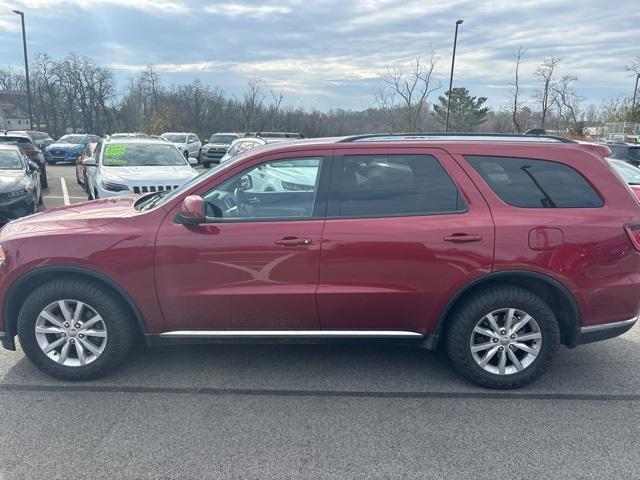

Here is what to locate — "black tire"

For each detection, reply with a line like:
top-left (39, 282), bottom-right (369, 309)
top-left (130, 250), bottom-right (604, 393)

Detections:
top-left (202, 161), bottom-right (210, 168)
top-left (445, 285), bottom-right (559, 389)
top-left (40, 169), bottom-right (48, 189)
top-left (17, 277), bottom-right (137, 381)
top-left (37, 190), bottom-right (44, 206)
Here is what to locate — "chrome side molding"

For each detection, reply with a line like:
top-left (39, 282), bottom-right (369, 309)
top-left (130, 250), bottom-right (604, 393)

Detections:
top-left (580, 317), bottom-right (637, 333)
top-left (158, 330), bottom-right (424, 339)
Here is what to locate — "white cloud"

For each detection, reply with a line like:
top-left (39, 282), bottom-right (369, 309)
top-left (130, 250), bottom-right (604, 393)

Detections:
top-left (7, 0), bottom-right (190, 15)
top-left (205, 3), bottom-right (291, 18)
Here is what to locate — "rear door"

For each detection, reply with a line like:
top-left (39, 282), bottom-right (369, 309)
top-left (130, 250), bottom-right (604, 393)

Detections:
top-left (317, 147), bottom-right (494, 334)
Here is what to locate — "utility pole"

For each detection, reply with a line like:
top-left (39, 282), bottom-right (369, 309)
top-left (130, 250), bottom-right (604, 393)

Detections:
top-left (445, 20), bottom-right (464, 133)
top-left (13, 10), bottom-right (33, 129)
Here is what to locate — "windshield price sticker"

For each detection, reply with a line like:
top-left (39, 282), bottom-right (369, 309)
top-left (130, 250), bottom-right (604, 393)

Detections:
top-left (104, 144), bottom-right (126, 158)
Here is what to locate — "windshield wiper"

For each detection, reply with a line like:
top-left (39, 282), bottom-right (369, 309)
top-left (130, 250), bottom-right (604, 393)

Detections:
top-left (136, 190), bottom-right (170, 211)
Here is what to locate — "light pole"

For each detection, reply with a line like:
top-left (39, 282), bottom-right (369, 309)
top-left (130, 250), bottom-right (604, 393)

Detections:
top-left (445, 19), bottom-right (463, 133)
top-left (630, 73), bottom-right (640, 123)
top-left (12, 9), bottom-right (33, 129)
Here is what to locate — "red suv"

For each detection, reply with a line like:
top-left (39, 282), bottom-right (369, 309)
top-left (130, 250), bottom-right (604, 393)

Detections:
top-left (1, 134), bottom-right (638, 389)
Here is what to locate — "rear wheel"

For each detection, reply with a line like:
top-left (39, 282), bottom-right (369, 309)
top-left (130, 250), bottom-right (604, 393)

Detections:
top-left (445, 285), bottom-right (559, 389)
top-left (40, 166), bottom-right (48, 189)
top-left (17, 278), bottom-right (137, 380)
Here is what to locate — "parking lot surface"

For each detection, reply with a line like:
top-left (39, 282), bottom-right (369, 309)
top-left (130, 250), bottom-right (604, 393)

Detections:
top-left (1, 164), bottom-right (639, 479)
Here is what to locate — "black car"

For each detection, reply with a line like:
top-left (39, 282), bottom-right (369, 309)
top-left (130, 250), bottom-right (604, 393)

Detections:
top-left (0, 145), bottom-right (42, 223)
top-left (0, 133), bottom-right (48, 189)
top-left (607, 143), bottom-right (640, 167)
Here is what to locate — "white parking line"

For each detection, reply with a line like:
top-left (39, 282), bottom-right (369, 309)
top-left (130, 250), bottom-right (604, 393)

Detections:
top-left (60, 178), bottom-right (70, 205)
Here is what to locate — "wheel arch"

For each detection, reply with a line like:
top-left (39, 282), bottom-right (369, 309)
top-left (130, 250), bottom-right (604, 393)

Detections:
top-left (3, 266), bottom-right (148, 340)
top-left (429, 270), bottom-right (581, 349)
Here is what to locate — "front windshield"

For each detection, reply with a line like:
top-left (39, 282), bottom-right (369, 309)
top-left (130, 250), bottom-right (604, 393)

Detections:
top-left (0, 149), bottom-right (23, 170)
top-left (610, 159), bottom-right (640, 185)
top-left (162, 134), bottom-right (187, 143)
top-left (209, 135), bottom-right (237, 144)
top-left (102, 143), bottom-right (188, 167)
top-left (59, 135), bottom-right (86, 144)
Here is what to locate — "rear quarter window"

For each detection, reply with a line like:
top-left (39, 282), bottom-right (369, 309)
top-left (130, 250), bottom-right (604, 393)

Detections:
top-left (466, 155), bottom-right (603, 208)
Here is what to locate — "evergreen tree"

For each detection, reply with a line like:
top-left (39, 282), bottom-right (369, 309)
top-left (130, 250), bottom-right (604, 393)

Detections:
top-left (433, 87), bottom-right (489, 132)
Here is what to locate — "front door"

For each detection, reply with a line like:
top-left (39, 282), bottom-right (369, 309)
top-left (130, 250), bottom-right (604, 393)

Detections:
top-left (317, 148), bottom-right (495, 334)
top-left (154, 151), bottom-right (331, 330)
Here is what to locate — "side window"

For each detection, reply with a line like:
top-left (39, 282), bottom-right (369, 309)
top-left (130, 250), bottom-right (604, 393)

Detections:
top-left (466, 155), bottom-right (603, 208)
top-left (336, 154), bottom-right (466, 217)
top-left (202, 157), bottom-right (323, 221)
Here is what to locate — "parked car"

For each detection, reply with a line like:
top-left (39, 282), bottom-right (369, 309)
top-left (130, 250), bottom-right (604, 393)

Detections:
top-left (199, 133), bottom-right (241, 168)
top-left (83, 137), bottom-right (199, 199)
top-left (75, 142), bottom-right (98, 188)
top-left (0, 144), bottom-right (42, 223)
top-left (110, 132), bottom-right (148, 139)
top-left (46, 134), bottom-right (100, 165)
top-left (160, 132), bottom-right (201, 160)
top-left (0, 132), bottom-right (48, 188)
top-left (606, 143), bottom-right (640, 167)
top-left (8, 130), bottom-right (54, 164)
top-left (608, 158), bottom-right (640, 198)
top-left (0, 133), bottom-right (639, 389)
top-left (218, 136), bottom-right (286, 163)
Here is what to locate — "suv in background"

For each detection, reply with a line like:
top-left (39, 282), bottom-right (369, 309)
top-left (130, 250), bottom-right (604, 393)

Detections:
top-left (160, 132), bottom-right (201, 160)
top-left (607, 143), bottom-right (640, 167)
top-left (0, 133), bottom-right (639, 389)
top-left (199, 132), bottom-right (240, 167)
top-left (0, 132), bottom-right (48, 188)
top-left (83, 137), bottom-right (199, 199)
top-left (219, 136), bottom-right (287, 163)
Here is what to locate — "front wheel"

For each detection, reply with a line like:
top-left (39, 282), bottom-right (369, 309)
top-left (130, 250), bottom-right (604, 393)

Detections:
top-left (445, 285), bottom-right (559, 389)
top-left (40, 168), bottom-right (48, 189)
top-left (17, 278), bottom-right (137, 380)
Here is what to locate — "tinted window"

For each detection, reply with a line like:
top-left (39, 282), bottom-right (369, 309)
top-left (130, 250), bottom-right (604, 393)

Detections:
top-left (203, 157), bottom-right (322, 220)
top-left (466, 155), bottom-right (603, 208)
top-left (337, 154), bottom-right (466, 217)
top-left (0, 137), bottom-right (35, 150)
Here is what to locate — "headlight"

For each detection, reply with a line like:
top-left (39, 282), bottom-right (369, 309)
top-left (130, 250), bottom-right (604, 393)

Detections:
top-left (101, 180), bottom-right (129, 192)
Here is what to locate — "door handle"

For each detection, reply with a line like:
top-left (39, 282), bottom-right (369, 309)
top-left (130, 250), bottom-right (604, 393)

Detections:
top-left (275, 237), bottom-right (312, 246)
top-left (443, 233), bottom-right (483, 243)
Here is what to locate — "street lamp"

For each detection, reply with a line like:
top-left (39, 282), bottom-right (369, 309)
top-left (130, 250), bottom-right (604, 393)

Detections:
top-left (445, 19), bottom-right (463, 133)
top-left (12, 9), bottom-right (33, 129)
top-left (630, 73), bottom-right (640, 123)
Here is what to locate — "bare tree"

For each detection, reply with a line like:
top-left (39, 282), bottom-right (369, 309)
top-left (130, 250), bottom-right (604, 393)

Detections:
top-left (270, 89), bottom-right (284, 130)
top-left (510, 47), bottom-right (525, 133)
top-left (239, 79), bottom-right (264, 132)
top-left (553, 75), bottom-right (582, 133)
top-left (374, 52), bottom-right (440, 132)
top-left (534, 57), bottom-right (560, 129)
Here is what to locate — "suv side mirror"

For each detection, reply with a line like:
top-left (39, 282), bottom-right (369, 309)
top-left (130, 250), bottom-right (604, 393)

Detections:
top-left (83, 157), bottom-right (97, 167)
top-left (27, 160), bottom-right (39, 172)
top-left (187, 156), bottom-right (198, 166)
top-left (178, 195), bottom-right (206, 225)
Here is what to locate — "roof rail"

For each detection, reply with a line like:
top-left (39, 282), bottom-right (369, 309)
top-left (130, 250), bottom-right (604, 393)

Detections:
top-left (337, 133), bottom-right (577, 144)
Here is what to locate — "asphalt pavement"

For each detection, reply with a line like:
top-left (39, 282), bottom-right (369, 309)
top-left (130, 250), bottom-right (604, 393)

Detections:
top-left (1, 164), bottom-right (639, 479)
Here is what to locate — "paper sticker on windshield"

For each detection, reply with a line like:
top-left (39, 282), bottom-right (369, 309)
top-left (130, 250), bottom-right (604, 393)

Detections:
top-left (104, 144), bottom-right (126, 158)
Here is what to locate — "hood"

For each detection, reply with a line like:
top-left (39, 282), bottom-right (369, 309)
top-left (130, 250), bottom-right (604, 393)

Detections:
top-left (47, 142), bottom-right (84, 151)
top-left (0, 170), bottom-right (30, 192)
top-left (101, 165), bottom-right (197, 182)
top-left (168, 141), bottom-right (187, 148)
top-left (0, 195), bottom-right (137, 239)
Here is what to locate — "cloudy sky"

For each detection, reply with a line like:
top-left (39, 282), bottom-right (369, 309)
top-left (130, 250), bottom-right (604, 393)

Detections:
top-left (0, 0), bottom-right (638, 111)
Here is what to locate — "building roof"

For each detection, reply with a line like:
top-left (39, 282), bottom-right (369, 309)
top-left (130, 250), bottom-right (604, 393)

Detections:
top-left (0, 101), bottom-right (28, 119)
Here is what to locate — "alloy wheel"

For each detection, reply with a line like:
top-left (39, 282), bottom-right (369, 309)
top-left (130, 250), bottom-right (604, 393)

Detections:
top-left (469, 308), bottom-right (542, 375)
top-left (35, 299), bottom-right (108, 367)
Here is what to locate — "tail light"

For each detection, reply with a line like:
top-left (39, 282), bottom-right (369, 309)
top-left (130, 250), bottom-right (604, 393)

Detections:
top-left (624, 223), bottom-right (640, 251)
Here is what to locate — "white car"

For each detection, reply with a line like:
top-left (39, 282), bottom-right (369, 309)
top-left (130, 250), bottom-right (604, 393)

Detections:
top-left (84, 138), bottom-right (199, 199)
top-left (160, 132), bottom-right (202, 159)
top-left (219, 136), bottom-right (287, 163)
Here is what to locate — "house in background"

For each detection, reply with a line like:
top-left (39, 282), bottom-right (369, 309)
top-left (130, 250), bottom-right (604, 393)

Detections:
top-left (0, 101), bottom-right (30, 130)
